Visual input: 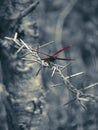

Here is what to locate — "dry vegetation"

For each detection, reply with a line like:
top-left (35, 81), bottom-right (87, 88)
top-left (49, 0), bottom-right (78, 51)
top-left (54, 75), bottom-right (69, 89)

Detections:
top-left (0, 0), bottom-right (98, 130)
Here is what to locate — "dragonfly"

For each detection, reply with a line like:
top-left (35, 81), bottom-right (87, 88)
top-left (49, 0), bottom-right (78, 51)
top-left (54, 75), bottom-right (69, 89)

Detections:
top-left (32, 45), bottom-right (73, 64)
top-left (31, 45), bottom-right (73, 76)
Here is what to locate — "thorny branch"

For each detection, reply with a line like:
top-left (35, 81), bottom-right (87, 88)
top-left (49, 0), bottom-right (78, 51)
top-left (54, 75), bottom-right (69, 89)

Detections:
top-left (5, 33), bottom-right (98, 110)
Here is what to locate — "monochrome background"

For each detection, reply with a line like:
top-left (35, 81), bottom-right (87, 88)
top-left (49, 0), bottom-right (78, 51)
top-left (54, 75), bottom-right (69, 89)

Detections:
top-left (0, 0), bottom-right (98, 130)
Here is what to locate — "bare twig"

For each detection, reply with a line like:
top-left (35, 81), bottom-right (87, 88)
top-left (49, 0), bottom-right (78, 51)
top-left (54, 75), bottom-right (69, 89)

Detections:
top-left (17, 1), bottom-right (40, 20)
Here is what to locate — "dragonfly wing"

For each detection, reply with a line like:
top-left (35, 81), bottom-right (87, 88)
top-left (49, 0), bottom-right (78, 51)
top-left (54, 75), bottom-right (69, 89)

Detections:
top-left (32, 50), bottom-right (50, 56)
top-left (53, 45), bottom-right (72, 56)
top-left (55, 57), bottom-right (73, 60)
top-left (41, 57), bottom-right (50, 61)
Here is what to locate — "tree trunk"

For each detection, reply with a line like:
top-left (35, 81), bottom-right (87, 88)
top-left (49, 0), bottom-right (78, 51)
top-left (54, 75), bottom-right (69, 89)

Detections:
top-left (0, 1), bottom-right (46, 130)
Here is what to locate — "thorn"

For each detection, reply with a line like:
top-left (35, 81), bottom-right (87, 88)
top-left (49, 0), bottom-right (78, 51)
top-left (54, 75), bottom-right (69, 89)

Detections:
top-left (64, 72), bottom-right (85, 80)
top-left (51, 66), bottom-right (56, 77)
top-left (39, 41), bottom-right (55, 48)
top-left (22, 58), bottom-right (33, 61)
top-left (21, 52), bottom-right (31, 58)
top-left (14, 32), bottom-right (18, 40)
top-left (79, 101), bottom-right (87, 111)
top-left (20, 39), bottom-right (32, 53)
top-left (35, 66), bottom-right (42, 77)
top-left (5, 37), bottom-right (12, 40)
top-left (81, 82), bottom-right (98, 91)
top-left (15, 45), bottom-right (24, 55)
top-left (61, 63), bottom-right (71, 71)
top-left (50, 83), bottom-right (63, 88)
top-left (63, 98), bottom-right (76, 106)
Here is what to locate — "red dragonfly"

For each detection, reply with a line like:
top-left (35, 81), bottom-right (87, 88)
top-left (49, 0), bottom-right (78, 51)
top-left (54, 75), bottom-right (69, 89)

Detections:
top-left (32, 45), bottom-right (73, 63)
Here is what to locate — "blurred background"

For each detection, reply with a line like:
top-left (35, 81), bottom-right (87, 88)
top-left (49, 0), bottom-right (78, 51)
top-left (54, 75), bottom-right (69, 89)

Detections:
top-left (0, 0), bottom-right (98, 130)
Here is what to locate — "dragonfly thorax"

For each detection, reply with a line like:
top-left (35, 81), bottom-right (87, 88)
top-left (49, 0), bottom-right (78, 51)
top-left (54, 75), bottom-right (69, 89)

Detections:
top-left (49, 56), bottom-right (56, 62)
